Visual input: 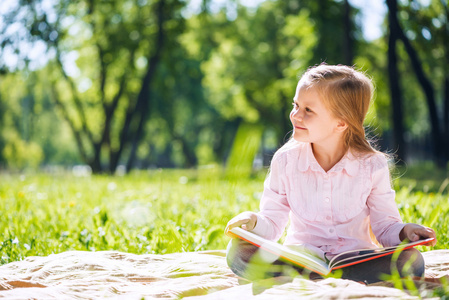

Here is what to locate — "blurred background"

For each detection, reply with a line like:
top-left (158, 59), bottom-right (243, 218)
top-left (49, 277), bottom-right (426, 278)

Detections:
top-left (0, 0), bottom-right (448, 174)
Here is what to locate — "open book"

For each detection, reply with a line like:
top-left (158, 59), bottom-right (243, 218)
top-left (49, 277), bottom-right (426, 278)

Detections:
top-left (229, 227), bottom-right (434, 276)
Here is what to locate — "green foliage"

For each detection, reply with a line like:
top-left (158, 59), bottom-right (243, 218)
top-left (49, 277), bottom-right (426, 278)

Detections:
top-left (354, 41), bottom-right (391, 134)
top-left (0, 0), bottom-right (448, 170)
top-left (2, 135), bottom-right (43, 170)
top-left (200, 2), bottom-right (317, 144)
top-left (1, 166), bottom-right (448, 267)
top-left (298, 0), bottom-right (362, 65)
top-left (0, 70), bottom-right (81, 167)
top-left (0, 0), bottom-right (196, 172)
top-left (0, 73), bottom-right (45, 169)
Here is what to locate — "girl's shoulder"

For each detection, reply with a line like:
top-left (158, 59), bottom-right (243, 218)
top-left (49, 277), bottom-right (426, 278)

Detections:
top-left (353, 150), bottom-right (390, 172)
top-left (273, 140), bottom-right (305, 159)
top-left (270, 141), bottom-right (306, 169)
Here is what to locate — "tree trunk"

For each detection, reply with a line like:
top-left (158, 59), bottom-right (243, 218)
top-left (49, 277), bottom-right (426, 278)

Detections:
top-left (280, 90), bottom-right (291, 146)
top-left (386, 0), bottom-right (406, 163)
top-left (444, 77), bottom-right (449, 164)
top-left (342, 0), bottom-right (353, 65)
top-left (387, 0), bottom-right (444, 166)
top-left (443, 3), bottom-right (449, 165)
top-left (111, 0), bottom-right (166, 173)
top-left (126, 0), bottom-right (165, 172)
top-left (175, 135), bottom-right (198, 168)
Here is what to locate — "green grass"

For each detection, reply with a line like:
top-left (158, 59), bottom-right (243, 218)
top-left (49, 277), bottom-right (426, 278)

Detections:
top-left (0, 167), bottom-right (265, 264)
top-left (392, 161), bottom-right (449, 194)
top-left (0, 164), bottom-right (448, 268)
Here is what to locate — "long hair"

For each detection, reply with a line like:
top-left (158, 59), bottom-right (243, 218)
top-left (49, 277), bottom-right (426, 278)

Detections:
top-left (297, 64), bottom-right (379, 156)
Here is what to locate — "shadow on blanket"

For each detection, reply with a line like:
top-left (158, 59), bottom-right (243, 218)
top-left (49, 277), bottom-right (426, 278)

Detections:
top-left (0, 249), bottom-right (448, 299)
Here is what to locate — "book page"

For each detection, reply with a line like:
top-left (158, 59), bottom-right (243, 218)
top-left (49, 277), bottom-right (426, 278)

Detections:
top-left (286, 244), bottom-right (326, 261)
top-left (328, 237), bottom-right (435, 270)
top-left (230, 227), bottom-right (331, 275)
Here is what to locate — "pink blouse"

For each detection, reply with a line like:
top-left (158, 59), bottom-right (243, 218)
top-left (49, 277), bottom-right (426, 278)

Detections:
top-left (251, 142), bottom-right (405, 257)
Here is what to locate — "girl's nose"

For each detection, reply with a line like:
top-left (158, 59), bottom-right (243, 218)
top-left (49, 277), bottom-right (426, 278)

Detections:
top-left (292, 109), bottom-right (304, 121)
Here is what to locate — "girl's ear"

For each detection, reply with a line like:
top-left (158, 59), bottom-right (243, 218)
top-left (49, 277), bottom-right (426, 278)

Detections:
top-left (335, 120), bottom-right (348, 132)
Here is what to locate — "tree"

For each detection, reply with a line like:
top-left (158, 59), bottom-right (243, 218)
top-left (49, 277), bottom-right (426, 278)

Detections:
top-left (443, 2), bottom-right (449, 152)
top-left (386, 0), bottom-right (407, 162)
top-left (301, 0), bottom-right (359, 65)
top-left (179, 9), bottom-right (243, 164)
top-left (343, 0), bottom-right (354, 65)
top-left (200, 1), bottom-right (317, 150)
top-left (386, 0), bottom-right (448, 166)
top-left (1, 0), bottom-right (187, 173)
top-left (0, 72), bottom-right (49, 169)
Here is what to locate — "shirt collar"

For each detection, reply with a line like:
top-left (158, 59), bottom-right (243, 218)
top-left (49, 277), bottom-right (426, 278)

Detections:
top-left (297, 143), bottom-right (359, 177)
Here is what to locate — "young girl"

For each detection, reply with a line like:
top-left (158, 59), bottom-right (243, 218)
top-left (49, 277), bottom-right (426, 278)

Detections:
top-left (225, 64), bottom-right (436, 284)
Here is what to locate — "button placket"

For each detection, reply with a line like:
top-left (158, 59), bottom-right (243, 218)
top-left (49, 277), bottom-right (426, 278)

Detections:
top-left (322, 172), bottom-right (333, 224)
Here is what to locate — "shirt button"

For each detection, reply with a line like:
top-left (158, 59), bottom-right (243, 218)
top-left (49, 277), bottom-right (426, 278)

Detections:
top-left (324, 197), bottom-right (330, 203)
top-left (324, 174), bottom-right (329, 179)
top-left (329, 228), bottom-right (334, 233)
top-left (326, 216), bottom-right (331, 220)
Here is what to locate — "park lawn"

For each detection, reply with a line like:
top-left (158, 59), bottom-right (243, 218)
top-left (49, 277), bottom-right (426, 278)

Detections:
top-left (0, 165), bottom-right (448, 265)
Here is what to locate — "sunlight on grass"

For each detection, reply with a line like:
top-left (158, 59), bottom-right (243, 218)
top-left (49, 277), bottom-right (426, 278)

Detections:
top-left (0, 168), bottom-right (263, 264)
top-left (1, 164), bottom-right (448, 269)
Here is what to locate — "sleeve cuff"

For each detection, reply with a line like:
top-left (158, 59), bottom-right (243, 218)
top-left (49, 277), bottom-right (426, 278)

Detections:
top-left (386, 222), bottom-right (406, 246)
top-left (249, 214), bottom-right (270, 239)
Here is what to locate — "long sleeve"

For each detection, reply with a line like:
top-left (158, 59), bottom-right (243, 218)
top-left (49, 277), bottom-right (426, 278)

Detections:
top-left (367, 155), bottom-right (405, 247)
top-left (249, 143), bottom-right (405, 255)
top-left (251, 152), bottom-right (291, 241)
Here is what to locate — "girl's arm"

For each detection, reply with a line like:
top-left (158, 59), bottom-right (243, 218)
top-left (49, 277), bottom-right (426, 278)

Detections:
top-left (367, 154), bottom-right (407, 246)
top-left (368, 154), bottom-right (437, 247)
top-left (225, 151), bottom-right (291, 241)
top-left (250, 151), bottom-right (291, 241)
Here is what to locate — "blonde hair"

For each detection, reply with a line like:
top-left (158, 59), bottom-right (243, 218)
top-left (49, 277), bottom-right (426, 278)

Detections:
top-left (297, 64), bottom-right (378, 155)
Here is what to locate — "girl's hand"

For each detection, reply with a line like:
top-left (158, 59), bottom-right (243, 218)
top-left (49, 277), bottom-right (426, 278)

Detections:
top-left (399, 223), bottom-right (437, 246)
top-left (225, 212), bottom-right (258, 237)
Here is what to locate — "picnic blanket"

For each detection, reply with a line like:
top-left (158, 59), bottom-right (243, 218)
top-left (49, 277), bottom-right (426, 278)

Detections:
top-left (0, 249), bottom-right (448, 299)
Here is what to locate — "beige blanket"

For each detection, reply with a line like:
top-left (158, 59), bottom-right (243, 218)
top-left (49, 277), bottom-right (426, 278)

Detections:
top-left (0, 249), bottom-right (447, 299)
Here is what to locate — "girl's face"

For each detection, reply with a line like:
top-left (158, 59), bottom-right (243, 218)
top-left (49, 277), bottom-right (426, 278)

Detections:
top-left (290, 85), bottom-right (344, 145)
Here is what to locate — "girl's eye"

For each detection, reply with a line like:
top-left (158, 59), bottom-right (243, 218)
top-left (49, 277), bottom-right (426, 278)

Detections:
top-left (291, 102), bottom-right (312, 113)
